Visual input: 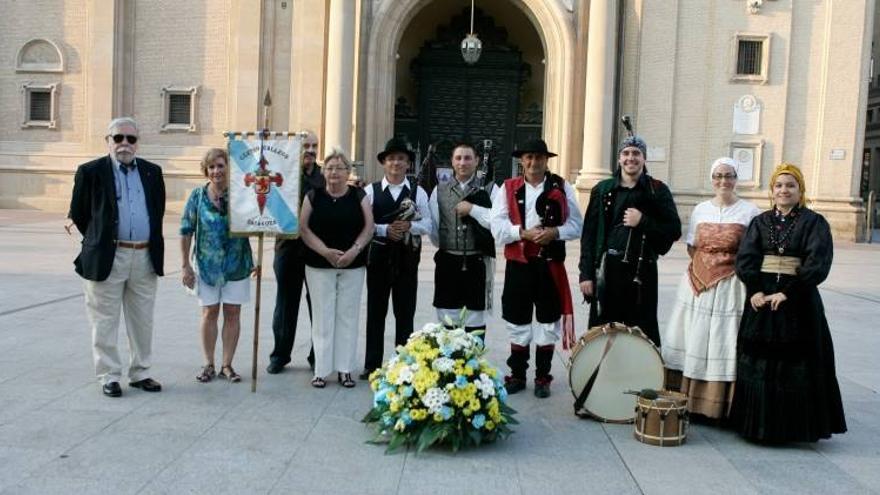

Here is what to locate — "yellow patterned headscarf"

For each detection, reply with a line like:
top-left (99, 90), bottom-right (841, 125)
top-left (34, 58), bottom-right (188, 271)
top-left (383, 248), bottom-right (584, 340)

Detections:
top-left (769, 162), bottom-right (807, 208)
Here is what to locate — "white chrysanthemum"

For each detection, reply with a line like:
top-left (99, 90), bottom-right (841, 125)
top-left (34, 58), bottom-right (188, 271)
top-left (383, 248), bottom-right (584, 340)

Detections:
top-left (432, 357), bottom-right (455, 373)
top-left (476, 373), bottom-right (496, 399)
top-left (395, 366), bottom-right (414, 385)
top-left (422, 387), bottom-right (450, 413)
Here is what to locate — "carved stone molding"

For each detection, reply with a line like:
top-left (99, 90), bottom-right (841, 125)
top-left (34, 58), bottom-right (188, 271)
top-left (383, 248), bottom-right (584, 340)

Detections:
top-left (15, 38), bottom-right (64, 73)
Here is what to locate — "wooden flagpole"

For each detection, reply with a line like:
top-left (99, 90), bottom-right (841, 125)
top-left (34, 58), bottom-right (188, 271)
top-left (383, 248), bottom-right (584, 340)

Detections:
top-left (251, 231), bottom-right (263, 393)
top-left (250, 90), bottom-right (273, 393)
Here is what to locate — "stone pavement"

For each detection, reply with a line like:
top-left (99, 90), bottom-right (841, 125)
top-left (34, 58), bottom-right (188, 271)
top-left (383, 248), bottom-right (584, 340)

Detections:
top-left (0, 208), bottom-right (877, 495)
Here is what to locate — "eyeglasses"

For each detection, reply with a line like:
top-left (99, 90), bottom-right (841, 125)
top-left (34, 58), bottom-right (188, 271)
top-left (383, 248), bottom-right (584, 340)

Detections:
top-left (110, 134), bottom-right (138, 145)
top-left (712, 173), bottom-right (737, 180)
top-left (324, 166), bottom-right (349, 173)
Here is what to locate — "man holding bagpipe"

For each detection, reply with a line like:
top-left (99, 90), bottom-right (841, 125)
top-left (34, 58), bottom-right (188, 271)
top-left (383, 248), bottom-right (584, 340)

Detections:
top-left (361, 138), bottom-right (432, 379)
top-left (490, 139), bottom-right (583, 398)
top-left (428, 141), bottom-right (496, 334)
top-left (578, 125), bottom-right (681, 347)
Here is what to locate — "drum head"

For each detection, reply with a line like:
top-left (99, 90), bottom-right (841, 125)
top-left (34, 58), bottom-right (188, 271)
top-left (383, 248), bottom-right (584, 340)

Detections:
top-left (569, 327), bottom-right (664, 422)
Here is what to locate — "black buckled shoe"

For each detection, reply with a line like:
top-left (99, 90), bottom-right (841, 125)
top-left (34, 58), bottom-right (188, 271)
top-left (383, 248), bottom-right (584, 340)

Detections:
top-left (129, 378), bottom-right (162, 392)
top-left (102, 382), bottom-right (122, 398)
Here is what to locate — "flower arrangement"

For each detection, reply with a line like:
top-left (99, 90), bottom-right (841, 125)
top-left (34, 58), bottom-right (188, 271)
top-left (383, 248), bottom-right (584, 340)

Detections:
top-left (362, 322), bottom-right (517, 453)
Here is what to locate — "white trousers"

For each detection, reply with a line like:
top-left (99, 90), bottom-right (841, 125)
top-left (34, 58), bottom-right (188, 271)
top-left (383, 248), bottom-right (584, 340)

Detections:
top-left (83, 247), bottom-right (157, 384)
top-left (305, 266), bottom-right (365, 378)
top-left (506, 320), bottom-right (560, 347)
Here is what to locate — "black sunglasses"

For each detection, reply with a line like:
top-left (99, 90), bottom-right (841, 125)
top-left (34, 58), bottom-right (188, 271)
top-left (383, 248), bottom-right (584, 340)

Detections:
top-left (110, 134), bottom-right (138, 144)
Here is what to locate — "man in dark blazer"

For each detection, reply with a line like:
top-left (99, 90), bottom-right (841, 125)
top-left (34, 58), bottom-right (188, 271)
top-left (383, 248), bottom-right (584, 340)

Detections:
top-left (267, 130), bottom-right (324, 374)
top-left (69, 117), bottom-right (165, 397)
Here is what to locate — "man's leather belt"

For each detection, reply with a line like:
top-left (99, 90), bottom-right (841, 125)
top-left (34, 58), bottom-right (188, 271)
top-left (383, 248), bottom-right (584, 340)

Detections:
top-left (116, 241), bottom-right (149, 249)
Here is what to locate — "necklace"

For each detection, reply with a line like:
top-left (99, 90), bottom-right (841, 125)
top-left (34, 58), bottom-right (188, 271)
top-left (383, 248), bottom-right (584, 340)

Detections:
top-left (768, 207), bottom-right (799, 254)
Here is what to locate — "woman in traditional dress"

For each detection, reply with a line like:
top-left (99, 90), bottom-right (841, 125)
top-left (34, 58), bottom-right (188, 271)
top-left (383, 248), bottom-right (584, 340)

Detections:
top-left (730, 162), bottom-right (847, 442)
top-left (300, 148), bottom-right (374, 388)
top-left (662, 157), bottom-right (760, 419)
top-left (181, 148), bottom-right (254, 383)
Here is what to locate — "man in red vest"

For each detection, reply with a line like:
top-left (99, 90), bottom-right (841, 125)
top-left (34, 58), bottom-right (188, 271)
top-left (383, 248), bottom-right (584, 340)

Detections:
top-left (489, 139), bottom-right (583, 398)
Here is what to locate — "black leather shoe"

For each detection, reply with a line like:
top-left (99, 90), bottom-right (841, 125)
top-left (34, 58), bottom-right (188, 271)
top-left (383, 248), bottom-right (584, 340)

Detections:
top-left (504, 377), bottom-right (526, 395)
top-left (266, 361), bottom-right (286, 374)
top-left (102, 382), bottom-right (122, 398)
top-left (534, 382), bottom-right (551, 399)
top-left (129, 378), bottom-right (162, 392)
top-left (358, 369), bottom-right (376, 380)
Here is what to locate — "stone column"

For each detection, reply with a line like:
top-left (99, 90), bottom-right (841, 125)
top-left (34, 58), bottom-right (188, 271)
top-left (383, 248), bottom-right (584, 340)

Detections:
top-left (323, 0), bottom-right (357, 154)
top-left (86, 0), bottom-right (117, 153)
top-left (577, 0), bottom-right (619, 188)
top-left (229, 0), bottom-right (263, 131)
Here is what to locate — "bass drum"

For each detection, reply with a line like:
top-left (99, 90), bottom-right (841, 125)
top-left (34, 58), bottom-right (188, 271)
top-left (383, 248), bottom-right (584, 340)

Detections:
top-left (569, 322), bottom-right (665, 423)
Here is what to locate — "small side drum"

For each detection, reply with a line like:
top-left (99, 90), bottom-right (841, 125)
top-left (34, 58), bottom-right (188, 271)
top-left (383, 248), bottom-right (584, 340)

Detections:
top-left (633, 391), bottom-right (689, 447)
top-left (569, 322), bottom-right (665, 423)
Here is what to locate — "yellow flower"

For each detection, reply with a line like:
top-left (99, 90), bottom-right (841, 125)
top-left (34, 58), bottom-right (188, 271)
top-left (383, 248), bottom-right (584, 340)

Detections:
top-left (412, 368), bottom-right (439, 395)
top-left (487, 398), bottom-right (502, 422)
top-left (394, 419), bottom-right (406, 432)
top-left (485, 420), bottom-right (496, 430)
top-left (433, 413), bottom-right (444, 422)
top-left (386, 369), bottom-right (399, 385)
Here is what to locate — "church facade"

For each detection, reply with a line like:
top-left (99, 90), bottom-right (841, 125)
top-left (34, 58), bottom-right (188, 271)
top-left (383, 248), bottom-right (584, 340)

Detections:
top-left (0, 0), bottom-right (874, 239)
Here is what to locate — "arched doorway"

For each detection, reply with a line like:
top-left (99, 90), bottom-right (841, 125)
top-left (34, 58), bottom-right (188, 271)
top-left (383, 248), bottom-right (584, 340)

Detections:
top-left (393, 5), bottom-right (544, 183)
top-left (363, 0), bottom-right (575, 183)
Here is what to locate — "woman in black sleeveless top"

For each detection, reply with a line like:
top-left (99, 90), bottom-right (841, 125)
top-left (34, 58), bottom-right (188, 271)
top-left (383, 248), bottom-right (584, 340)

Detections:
top-left (300, 148), bottom-right (374, 388)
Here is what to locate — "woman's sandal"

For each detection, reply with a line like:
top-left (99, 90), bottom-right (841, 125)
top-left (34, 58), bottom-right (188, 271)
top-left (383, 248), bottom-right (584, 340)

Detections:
top-left (196, 364), bottom-right (216, 383)
top-left (338, 372), bottom-right (356, 388)
top-left (219, 365), bottom-right (242, 383)
top-left (311, 376), bottom-right (326, 388)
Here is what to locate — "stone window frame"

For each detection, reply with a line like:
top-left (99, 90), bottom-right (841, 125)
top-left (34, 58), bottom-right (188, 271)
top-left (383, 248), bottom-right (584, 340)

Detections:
top-left (729, 139), bottom-right (764, 188)
top-left (20, 82), bottom-right (59, 129)
top-left (160, 85), bottom-right (199, 133)
top-left (730, 32), bottom-right (770, 84)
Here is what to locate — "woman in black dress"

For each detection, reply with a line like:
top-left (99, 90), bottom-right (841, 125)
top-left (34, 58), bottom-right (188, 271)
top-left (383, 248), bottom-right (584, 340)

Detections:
top-left (730, 163), bottom-right (846, 443)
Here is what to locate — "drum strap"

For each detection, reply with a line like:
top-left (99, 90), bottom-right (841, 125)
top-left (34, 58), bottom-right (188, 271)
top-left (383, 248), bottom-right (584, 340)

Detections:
top-left (574, 333), bottom-right (618, 417)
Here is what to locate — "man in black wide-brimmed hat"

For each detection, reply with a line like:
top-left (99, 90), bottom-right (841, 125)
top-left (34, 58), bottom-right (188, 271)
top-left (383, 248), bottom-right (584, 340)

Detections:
top-left (360, 138), bottom-right (432, 379)
top-left (489, 138), bottom-right (583, 398)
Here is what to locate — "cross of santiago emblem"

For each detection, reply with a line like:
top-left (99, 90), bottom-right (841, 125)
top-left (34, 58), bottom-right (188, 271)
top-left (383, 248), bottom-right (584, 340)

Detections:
top-left (243, 154), bottom-right (283, 214)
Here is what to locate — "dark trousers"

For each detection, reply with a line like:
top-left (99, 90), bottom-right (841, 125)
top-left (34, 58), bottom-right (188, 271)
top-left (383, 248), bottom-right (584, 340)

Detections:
top-left (501, 258), bottom-right (561, 325)
top-left (364, 252), bottom-right (419, 371)
top-left (587, 254), bottom-right (660, 346)
top-left (270, 245), bottom-right (314, 366)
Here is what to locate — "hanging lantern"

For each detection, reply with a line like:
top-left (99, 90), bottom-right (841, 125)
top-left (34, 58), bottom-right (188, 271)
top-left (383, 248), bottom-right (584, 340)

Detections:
top-left (460, 0), bottom-right (481, 64)
top-left (461, 34), bottom-right (482, 65)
